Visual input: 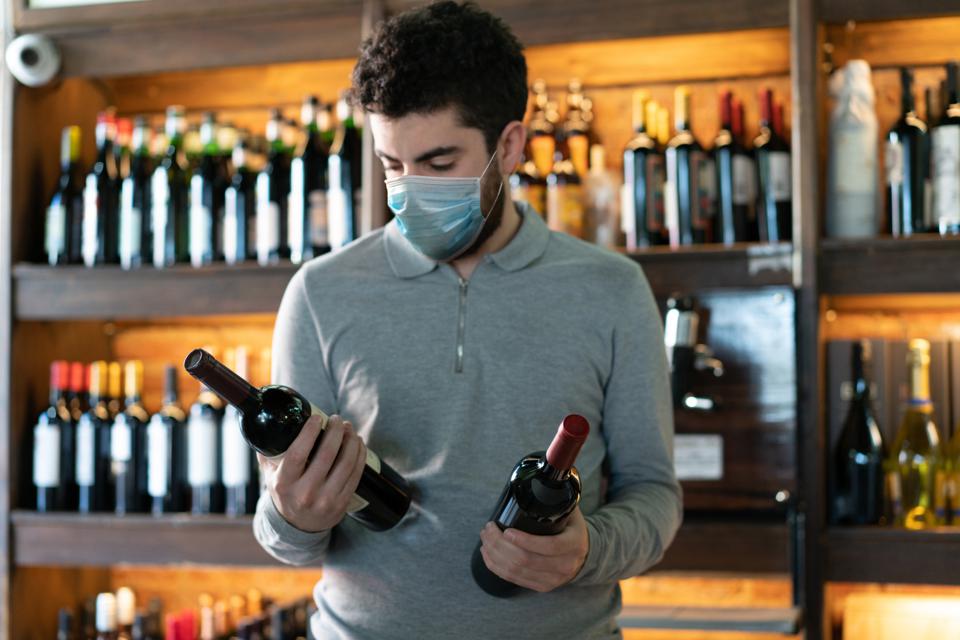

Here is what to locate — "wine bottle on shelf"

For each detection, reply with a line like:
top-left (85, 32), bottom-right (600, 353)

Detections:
top-left (82, 110), bottom-right (121, 267)
top-left (546, 135), bottom-right (585, 239)
top-left (113, 361), bottom-right (148, 515)
top-left (289, 95), bottom-right (330, 264)
top-left (622, 91), bottom-right (666, 249)
top-left (327, 94), bottom-right (363, 250)
top-left (190, 112), bottom-right (227, 267)
top-left (887, 339), bottom-right (944, 529)
top-left (510, 154), bottom-right (547, 218)
top-left (46, 126), bottom-right (84, 266)
top-left (732, 97), bottom-right (759, 241)
top-left (76, 361), bottom-right (114, 513)
top-left (187, 375), bottom-right (226, 515)
top-left (830, 341), bottom-right (885, 525)
top-left (67, 361), bottom-right (87, 422)
top-left (116, 587), bottom-right (136, 639)
top-left (119, 117), bottom-right (153, 270)
top-left (34, 361), bottom-right (72, 512)
top-left (665, 86), bottom-right (712, 246)
top-left (472, 414), bottom-right (590, 598)
top-left (257, 109), bottom-right (290, 265)
top-left (527, 80), bottom-right (557, 183)
top-left (932, 61), bottom-right (960, 236)
top-left (152, 106), bottom-right (191, 268)
top-left (224, 138), bottom-right (258, 265)
top-left (886, 68), bottom-right (929, 238)
top-left (584, 144), bottom-right (620, 247)
top-left (714, 90), bottom-right (757, 245)
top-left (563, 79), bottom-right (591, 179)
top-left (95, 592), bottom-right (119, 640)
top-left (754, 88), bottom-right (792, 242)
top-left (115, 118), bottom-right (133, 182)
top-left (107, 361), bottom-right (123, 420)
top-left (146, 366), bottom-right (189, 515)
top-left (222, 347), bottom-right (260, 517)
top-left (184, 348), bottom-right (412, 531)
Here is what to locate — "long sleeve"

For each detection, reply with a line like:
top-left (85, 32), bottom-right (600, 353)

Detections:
top-left (252, 267), bottom-right (338, 566)
top-left (572, 265), bottom-right (683, 586)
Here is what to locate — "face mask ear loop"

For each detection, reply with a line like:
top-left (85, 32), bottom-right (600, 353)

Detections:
top-left (445, 160), bottom-right (505, 263)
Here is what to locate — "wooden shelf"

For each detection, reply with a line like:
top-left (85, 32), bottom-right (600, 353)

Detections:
top-left (11, 511), bottom-right (279, 567)
top-left (820, 235), bottom-right (960, 296)
top-left (627, 242), bottom-right (793, 295)
top-left (13, 263), bottom-right (298, 320)
top-left (619, 605), bottom-right (801, 633)
top-left (825, 526), bottom-right (960, 586)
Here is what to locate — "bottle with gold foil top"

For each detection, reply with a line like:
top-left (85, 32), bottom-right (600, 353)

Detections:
top-left (526, 80), bottom-right (556, 180)
top-left (107, 361), bottom-right (123, 420)
top-left (665, 86), bottom-right (714, 247)
top-left (622, 91), bottom-right (667, 249)
top-left (546, 135), bottom-right (584, 239)
top-left (76, 361), bottom-right (113, 513)
top-left (563, 79), bottom-right (591, 178)
top-left (887, 339), bottom-right (945, 529)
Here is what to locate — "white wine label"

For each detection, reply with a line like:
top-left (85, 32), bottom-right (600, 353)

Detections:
top-left (45, 204), bottom-right (67, 261)
top-left (620, 183), bottom-right (636, 234)
top-left (151, 169), bottom-right (170, 267)
top-left (733, 155), bottom-right (758, 206)
top-left (768, 152), bottom-right (792, 202)
top-left (223, 188), bottom-right (239, 265)
top-left (221, 406), bottom-right (251, 488)
top-left (33, 420), bottom-right (61, 488)
top-left (119, 178), bottom-right (141, 270)
top-left (146, 416), bottom-right (169, 499)
top-left (82, 174), bottom-right (99, 266)
top-left (288, 158), bottom-right (305, 255)
top-left (75, 418), bottom-right (95, 487)
top-left (189, 175), bottom-right (210, 267)
top-left (327, 156), bottom-right (350, 249)
top-left (674, 434), bottom-right (723, 481)
top-left (885, 140), bottom-right (904, 187)
top-left (256, 173), bottom-right (280, 264)
top-left (111, 416), bottom-right (133, 463)
top-left (309, 190), bottom-right (329, 248)
top-left (932, 125), bottom-right (960, 228)
top-left (187, 411), bottom-right (218, 487)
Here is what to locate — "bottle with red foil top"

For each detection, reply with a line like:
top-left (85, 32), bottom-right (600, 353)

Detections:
top-left (472, 414), bottom-right (590, 598)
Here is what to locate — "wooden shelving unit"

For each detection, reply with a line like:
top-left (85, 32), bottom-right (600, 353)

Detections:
top-left (820, 236), bottom-right (960, 295)
top-left (824, 527), bottom-right (960, 587)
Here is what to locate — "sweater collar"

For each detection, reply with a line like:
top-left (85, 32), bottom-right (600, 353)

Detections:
top-left (383, 200), bottom-right (550, 279)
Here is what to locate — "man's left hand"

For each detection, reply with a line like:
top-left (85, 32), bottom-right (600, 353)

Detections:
top-left (478, 506), bottom-right (590, 593)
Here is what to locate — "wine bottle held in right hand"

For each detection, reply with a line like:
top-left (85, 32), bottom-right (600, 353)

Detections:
top-left (472, 414), bottom-right (590, 598)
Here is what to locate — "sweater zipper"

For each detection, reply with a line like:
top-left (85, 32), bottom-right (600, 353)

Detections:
top-left (456, 277), bottom-right (468, 373)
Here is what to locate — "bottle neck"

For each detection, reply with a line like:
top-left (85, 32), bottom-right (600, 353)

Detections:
top-left (542, 461), bottom-right (571, 482)
top-left (901, 70), bottom-right (916, 116)
top-left (908, 361), bottom-right (932, 407)
top-left (760, 89), bottom-right (774, 130)
top-left (719, 93), bottom-right (732, 131)
top-left (674, 90), bottom-right (691, 133)
top-left (184, 349), bottom-right (261, 415)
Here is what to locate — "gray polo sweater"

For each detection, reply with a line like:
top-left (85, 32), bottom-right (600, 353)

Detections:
top-left (254, 202), bottom-right (682, 639)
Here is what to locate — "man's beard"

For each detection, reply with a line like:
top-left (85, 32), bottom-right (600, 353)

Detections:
top-left (452, 168), bottom-right (506, 261)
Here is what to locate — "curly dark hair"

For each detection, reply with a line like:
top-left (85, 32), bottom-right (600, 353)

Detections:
top-left (351, 1), bottom-right (528, 153)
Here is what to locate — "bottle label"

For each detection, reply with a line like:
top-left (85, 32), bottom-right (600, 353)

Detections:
top-left (885, 140), bottom-right (904, 187)
top-left (647, 154), bottom-right (666, 231)
top-left (111, 416), bottom-right (133, 463)
top-left (663, 176), bottom-right (680, 247)
top-left (327, 156), bottom-right (350, 250)
top-left (190, 175), bottom-right (211, 267)
top-left (256, 173), bottom-right (280, 263)
top-left (620, 182), bottom-right (635, 235)
top-left (567, 134), bottom-right (589, 177)
top-left (546, 183), bottom-right (584, 238)
top-left (931, 125), bottom-right (960, 227)
top-left (221, 406), bottom-right (251, 488)
top-left (75, 417), bottom-right (95, 487)
top-left (529, 135), bottom-right (556, 179)
top-left (33, 419), bottom-right (61, 488)
top-left (187, 412), bottom-right (218, 487)
top-left (309, 190), bottom-right (329, 248)
top-left (119, 179), bottom-right (141, 270)
top-left (45, 203), bottom-right (67, 262)
top-left (82, 174), bottom-right (99, 266)
top-left (151, 169), bottom-right (170, 267)
top-left (224, 187), bottom-right (239, 265)
top-left (732, 154), bottom-right (758, 207)
top-left (304, 403), bottom-right (377, 513)
top-left (831, 129), bottom-right (878, 195)
top-left (288, 158), bottom-right (306, 256)
top-left (673, 434), bottom-right (723, 480)
top-left (769, 152), bottom-right (792, 202)
top-left (696, 153), bottom-right (717, 227)
top-left (147, 418), bottom-right (169, 498)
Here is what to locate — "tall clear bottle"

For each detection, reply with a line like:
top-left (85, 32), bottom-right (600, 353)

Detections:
top-left (152, 106), bottom-right (190, 267)
top-left (887, 339), bottom-right (945, 529)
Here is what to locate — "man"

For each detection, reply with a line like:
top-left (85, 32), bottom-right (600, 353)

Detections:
top-left (254, 2), bottom-right (681, 637)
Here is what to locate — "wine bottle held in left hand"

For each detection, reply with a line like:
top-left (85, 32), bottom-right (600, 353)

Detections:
top-left (472, 414), bottom-right (590, 598)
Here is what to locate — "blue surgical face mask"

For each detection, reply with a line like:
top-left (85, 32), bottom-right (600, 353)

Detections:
top-left (385, 151), bottom-right (503, 261)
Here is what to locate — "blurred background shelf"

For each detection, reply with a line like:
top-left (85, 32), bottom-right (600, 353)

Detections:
top-left (825, 527), bottom-right (960, 586)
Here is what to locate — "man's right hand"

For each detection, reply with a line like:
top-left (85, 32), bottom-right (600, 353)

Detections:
top-left (258, 414), bottom-right (368, 533)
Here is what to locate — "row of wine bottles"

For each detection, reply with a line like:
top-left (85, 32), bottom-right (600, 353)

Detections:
top-left (511, 79), bottom-right (792, 248)
top-left (831, 338), bottom-right (960, 529)
top-left (826, 60), bottom-right (960, 239)
top-left (58, 585), bottom-right (314, 640)
top-left (43, 93), bottom-right (363, 269)
top-left (32, 351), bottom-right (261, 516)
